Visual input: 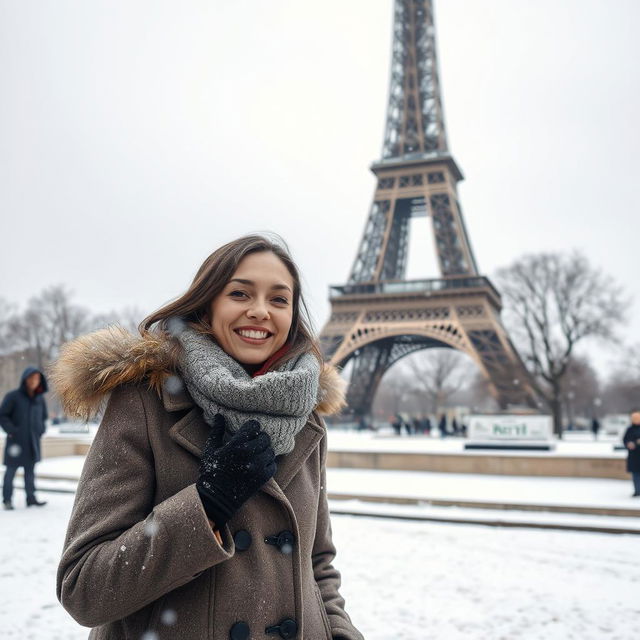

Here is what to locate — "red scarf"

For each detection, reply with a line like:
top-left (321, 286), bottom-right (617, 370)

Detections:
top-left (251, 344), bottom-right (290, 378)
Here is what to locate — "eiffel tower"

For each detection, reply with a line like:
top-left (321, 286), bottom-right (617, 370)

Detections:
top-left (319, 0), bottom-right (538, 416)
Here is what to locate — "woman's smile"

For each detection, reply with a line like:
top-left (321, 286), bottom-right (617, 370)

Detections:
top-left (233, 325), bottom-right (274, 344)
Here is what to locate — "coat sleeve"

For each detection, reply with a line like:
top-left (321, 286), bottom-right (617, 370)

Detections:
top-left (41, 398), bottom-right (48, 434)
top-left (311, 430), bottom-right (364, 640)
top-left (0, 392), bottom-right (18, 436)
top-left (623, 426), bottom-right (633, 446)
top-left (57, 385), bottom-right (234, 628)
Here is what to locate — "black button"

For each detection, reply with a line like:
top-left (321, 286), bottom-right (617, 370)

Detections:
top-left (279, 618), bottom-right (298, 638)
top-left (230, 621), bottom-right (250, 640)
top-left (264, 530), bottom-right (295, 554)
top-left (277, 531), bottom-right (294, 554)
top-left (233, 529), bottom-right (252, 552)
top-left (266, 617), bottom-right (297, 638)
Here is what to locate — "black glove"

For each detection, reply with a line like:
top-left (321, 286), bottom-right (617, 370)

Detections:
top-left (196, 416), bottom-right (276, 529)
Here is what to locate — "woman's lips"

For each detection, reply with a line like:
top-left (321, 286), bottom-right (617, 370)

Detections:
top-left (233, 328), bottom-right (272, 344)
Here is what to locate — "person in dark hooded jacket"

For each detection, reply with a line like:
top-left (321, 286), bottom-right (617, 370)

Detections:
top-left (1, 366), bottom-right (48, 509)
top-left (623, 411), bottom-right (640, 498)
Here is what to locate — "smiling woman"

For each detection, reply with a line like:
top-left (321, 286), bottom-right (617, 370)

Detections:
top-left (51, 234), bottom-right (362, 640)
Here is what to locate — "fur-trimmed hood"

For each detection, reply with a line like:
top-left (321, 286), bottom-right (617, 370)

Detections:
top-left (50, 326), bottom-right (346, 421)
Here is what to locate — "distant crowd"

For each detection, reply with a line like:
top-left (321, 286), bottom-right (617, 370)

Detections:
top-left (355, 413), bottom-right (468, 438)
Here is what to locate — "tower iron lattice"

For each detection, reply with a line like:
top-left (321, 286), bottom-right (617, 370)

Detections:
top-left (319, 0), bottom-right (538, 416)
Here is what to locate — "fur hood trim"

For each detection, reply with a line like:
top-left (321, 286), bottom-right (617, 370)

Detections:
top-left (50, 326), bottom-right (346, 421)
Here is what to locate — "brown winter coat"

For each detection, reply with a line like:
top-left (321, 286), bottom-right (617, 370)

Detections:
top-left (53, 328), bottom-right (363, 640)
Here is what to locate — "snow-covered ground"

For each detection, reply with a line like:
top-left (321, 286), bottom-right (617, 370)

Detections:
top-left (0, 492), bottom-right (637, 640)
top-left (326, 429), bottom-right (626, 458)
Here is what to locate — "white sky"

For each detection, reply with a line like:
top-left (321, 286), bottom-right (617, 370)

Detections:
top-left (0, 0), bottom-right (638, 377)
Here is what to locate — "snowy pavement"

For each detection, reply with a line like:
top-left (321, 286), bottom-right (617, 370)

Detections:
top-left (11, 455), bottom-right (640, 533)
top-left (0, 492), bottom-right (638, 640)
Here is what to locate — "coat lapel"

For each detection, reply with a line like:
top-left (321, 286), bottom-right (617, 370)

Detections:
top-left (271, 418), bottom-right (325, 491)
top-left (168, 408), bottom-right (208, 458)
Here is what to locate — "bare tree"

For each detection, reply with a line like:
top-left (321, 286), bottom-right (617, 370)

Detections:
top-left (601, 345), bottom-right (640, 414)
top-left (91, 305), bottom-right (145, 334)
top-left (373, 368), bottom-right (415, 420)
top-left (0, 297), bottom-right (17, 355)
top-left (602, 372), bottom-right (639, 416)
top-left (5, 285), bottom-right (92, 368)
top-left (560, 355), bottom-right (601, 426)
top-left (628, 344), bottom-right (640, 373)
top-left (0, 287), bottom-right (146, 401)
top-left (496, 251), bottom-right (626, 437)
top-left (406, 348), bottom-right (470, 416)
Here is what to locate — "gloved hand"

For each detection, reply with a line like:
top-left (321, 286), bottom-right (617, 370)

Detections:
top-left (196, 416), bottom-right (276, 529)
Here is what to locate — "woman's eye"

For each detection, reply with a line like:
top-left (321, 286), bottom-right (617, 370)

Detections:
top-left (273, 296), bottom-right (289, 305)
top-left (229, 290), bottom-right (248, 299)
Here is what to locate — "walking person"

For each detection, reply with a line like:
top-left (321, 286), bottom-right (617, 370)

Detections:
top-left (438, 413), bottom-right (448, 438)
top-left (1, 367), bottom-right (48, 510)
top-left (591, 416), bottom-right (601, 441)
top-left (623, 411), bottom-right (640, 498)
top-left (52, 235), bottom-right (364, 639)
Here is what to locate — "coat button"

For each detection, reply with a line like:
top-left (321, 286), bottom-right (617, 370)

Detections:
top-left (230, 621), bottom-right (250, 640)
top-left (264, 530), bottom-right (295, 554)
top-left (279, 618), bottom-right (298, 638)
top-left (265, 617), bottom-right (297, 638)
top-left (233, 529), bottom-right (252, 552)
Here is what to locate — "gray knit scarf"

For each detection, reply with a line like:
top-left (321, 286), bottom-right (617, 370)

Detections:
top-left (176, 326), bottom-right (321, 455)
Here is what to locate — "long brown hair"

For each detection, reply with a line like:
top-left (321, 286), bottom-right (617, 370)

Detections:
top-left (140, 234), bottom-right (322, 371)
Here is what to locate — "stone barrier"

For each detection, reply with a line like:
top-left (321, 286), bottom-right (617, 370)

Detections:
top-left (326, 450), bottom-right (628, 480)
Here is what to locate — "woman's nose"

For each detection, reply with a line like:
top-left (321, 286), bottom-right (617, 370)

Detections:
top-left (247, 300), bottom-right (269, 320)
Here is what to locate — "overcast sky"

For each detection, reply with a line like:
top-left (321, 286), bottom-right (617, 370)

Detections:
top-left (1, 0), bottom-right (638, 377)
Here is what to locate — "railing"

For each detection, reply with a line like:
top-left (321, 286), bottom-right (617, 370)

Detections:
top-left (329, 276), bottom-right (501, 300)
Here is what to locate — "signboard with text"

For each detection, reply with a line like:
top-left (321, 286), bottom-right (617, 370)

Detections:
top-left (468, 414), bottom-right (553, 442)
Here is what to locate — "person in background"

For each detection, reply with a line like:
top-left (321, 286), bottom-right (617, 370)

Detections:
top-left (591, 416), bottom-right (601, 440)
top-left (623, 411), bottom-right (640, 497)
top-left (438, 413), bottom-right (448, 438)
top-left (1, 367), bottom-right (48, 510)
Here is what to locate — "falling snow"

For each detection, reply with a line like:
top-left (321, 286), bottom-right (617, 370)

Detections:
top-left (7, 444), bottom-right (22, 457)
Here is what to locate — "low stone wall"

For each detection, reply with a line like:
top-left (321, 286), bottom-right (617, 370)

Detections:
top-left (41, 438), bottom-right (92, 457)
top-left (2, 436), bottom-right (628, 480)
top-left (326, 450), bottom-right (628, 480)
top-left (1, 436), bottom-right (91, 460)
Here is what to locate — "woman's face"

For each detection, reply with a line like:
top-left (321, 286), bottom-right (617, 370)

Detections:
top-left (209, 251), bottom-right (295, 366)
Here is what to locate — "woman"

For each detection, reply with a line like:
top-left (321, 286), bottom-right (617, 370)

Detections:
top-left (53, 235), bottom-right (364, 640)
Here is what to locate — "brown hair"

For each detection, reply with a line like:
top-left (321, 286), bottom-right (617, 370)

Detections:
top-left (140, 234), bottom-right (322, 371)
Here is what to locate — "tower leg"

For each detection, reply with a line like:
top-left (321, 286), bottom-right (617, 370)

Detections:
top-left (346, 341), bottom-right (394, 416)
